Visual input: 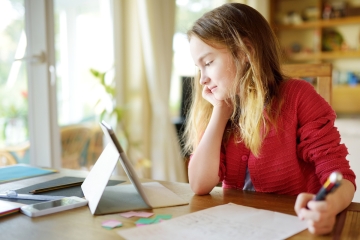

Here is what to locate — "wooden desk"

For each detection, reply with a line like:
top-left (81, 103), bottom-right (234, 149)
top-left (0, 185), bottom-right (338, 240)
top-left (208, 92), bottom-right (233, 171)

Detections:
top-left (0, 169), bottom-right (359, 240)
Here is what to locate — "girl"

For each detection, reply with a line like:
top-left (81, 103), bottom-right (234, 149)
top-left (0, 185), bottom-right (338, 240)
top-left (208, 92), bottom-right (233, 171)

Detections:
top-left (184, 3), bottom-right (356, 235)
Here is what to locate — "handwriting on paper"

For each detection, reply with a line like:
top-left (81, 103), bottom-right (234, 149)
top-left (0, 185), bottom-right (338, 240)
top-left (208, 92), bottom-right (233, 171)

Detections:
top-left (118, 203), bottom-right (307, 240)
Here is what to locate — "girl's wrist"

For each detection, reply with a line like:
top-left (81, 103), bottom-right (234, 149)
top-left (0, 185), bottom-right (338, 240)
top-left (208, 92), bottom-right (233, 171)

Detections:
top-left (212, 105), bottom-right (232, 120)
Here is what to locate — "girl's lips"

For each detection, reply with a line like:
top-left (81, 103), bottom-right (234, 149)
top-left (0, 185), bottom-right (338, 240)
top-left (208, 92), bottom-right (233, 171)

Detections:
top-left (209, 86), bottom-right (217, 92)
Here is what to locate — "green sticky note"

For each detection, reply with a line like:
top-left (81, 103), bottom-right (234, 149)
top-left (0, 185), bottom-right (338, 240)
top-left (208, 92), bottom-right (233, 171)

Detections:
top-left (136, 214), bottom-right (172, 224)
top-left (153, 214), bottom-right (172, 223)
top-left (155, 214), bottom-right (172, 220)
top-left (136, 218), bottom-right (157, 224)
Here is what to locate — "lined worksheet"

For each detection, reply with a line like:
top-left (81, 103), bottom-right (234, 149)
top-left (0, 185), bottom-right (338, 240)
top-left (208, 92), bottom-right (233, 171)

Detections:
top-left (118, 203), bottom-right (308, 240)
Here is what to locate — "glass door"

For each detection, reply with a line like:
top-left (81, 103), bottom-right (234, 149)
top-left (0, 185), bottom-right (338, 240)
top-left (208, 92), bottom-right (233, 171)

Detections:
top-left (53, 0), bottom-right (114, 170)
top-left (1, 0), bottom-right (61, 168)
top-left (0, 0), bottom-right (30, 166)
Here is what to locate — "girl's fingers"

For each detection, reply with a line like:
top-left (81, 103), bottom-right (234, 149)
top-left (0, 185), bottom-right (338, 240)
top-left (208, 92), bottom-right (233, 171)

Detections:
top-left (306, 217), bottom-right (336, 235)
top-left (295, 192), bottom-right (337, 235)
top-left (299, 207), bottom-right (322, 221)
top-left (294, 193), bottom-right (314, 214)
top-left (307, 200), bottom-right (328, 211)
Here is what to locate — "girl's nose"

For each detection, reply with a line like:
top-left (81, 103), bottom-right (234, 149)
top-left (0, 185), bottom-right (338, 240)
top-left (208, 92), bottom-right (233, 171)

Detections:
top-left (199, 73), bottom-right (209, 85)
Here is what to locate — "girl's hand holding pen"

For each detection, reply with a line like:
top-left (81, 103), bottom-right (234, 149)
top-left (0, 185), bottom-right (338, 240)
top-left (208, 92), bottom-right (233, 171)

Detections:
top-left (294, 172), bottom-right (343, 235)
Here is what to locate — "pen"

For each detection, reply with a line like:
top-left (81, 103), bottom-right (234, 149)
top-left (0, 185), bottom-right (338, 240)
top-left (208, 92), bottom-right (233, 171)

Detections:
top-left (0, 190), bottom-right (65, 201)
top-left (29, 181), bottom-right (83, 194)
top-left (314, 172), bottom-right (343, 201)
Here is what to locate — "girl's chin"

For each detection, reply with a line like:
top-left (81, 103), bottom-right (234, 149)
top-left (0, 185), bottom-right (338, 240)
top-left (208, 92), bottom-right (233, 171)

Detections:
top-left (213, 90), bottom-right (232, 101)
top-left (214, 95), bottom-right (227, 101)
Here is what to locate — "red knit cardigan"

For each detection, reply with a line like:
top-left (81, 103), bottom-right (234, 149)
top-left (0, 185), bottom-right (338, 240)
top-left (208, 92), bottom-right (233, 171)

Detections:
top-left (218, 79), bottom-right (356, 195)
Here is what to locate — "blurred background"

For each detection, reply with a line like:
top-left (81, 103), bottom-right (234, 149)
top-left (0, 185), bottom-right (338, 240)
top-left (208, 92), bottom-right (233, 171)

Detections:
top-left (0, 0), bottom-right (359, 201)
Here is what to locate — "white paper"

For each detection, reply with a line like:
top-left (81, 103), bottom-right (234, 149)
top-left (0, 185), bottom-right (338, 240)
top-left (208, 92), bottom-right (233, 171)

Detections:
top-left (118, 203), bottom-right (307, 240)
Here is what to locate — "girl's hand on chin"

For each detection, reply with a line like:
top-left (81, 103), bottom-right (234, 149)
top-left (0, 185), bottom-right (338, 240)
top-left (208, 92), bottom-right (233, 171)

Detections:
top-left (202, 85), bottom-right (221, 106)
top-left (202, 86), bottom-right (233, 118)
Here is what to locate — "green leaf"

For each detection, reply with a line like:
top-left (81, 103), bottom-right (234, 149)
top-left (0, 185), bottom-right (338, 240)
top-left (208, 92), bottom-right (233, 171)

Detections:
top-left (100, 109), bottom-right (107, 121)
top-left (116, 108), bottom-right (124, 121)
top-left (100, 72), bottom-right (106, 86)
top-left (90, 68), bottom-right (100, 78)
top-left (104, 85), bottom-right (115, 96)
top-left (90, 68), bottom-right (107, 87)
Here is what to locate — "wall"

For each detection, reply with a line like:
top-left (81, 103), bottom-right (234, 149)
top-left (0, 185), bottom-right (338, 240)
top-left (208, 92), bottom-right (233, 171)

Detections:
top-left (335, 118), bottom-right (360, 202)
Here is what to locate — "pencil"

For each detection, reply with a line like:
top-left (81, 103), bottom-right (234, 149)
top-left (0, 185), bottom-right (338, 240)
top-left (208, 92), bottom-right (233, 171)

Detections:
top-left (29, 181), bottom-right (83, 194)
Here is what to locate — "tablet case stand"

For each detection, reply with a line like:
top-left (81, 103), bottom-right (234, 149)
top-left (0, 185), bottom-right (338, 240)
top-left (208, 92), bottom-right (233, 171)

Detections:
top-left (81, 123), bottom-right (188, 215)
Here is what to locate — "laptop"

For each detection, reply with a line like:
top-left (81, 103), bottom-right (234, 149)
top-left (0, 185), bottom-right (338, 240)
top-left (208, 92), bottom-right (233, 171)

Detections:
top-left (81, 121), bottom-right (188, 215)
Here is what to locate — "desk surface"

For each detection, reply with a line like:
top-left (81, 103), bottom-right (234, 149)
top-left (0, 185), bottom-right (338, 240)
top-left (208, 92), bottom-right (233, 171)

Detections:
top-left (0, 169), bottom-right (359, 240)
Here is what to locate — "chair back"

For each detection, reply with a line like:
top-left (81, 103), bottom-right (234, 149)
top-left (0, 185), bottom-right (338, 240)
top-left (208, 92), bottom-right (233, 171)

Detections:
top-left (60, 124), bottom-right (92, 169)
top-left (86, 124), bottom-right (103, 170)
top-left (0, 150), bottom-right (17, 166)
top-left (0, 142), bottom-right (30, 166)
top-left (281, 63), bottom-right (332, 105)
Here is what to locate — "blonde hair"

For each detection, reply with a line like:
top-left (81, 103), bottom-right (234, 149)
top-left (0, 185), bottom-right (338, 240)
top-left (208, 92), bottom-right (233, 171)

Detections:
top-left (183, 3), bottom-right (285, 157)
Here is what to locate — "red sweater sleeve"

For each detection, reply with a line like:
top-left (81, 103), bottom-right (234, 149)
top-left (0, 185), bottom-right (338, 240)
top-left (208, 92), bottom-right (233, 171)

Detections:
top-left (289, 80), bottom-right (356, 189)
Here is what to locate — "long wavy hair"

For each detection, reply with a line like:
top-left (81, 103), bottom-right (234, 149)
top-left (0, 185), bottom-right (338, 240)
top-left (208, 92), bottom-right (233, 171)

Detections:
top-left (183, 3), bottom-right (286, 157)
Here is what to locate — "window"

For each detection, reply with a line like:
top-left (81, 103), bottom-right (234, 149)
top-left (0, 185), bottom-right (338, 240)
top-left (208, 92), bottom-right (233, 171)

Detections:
top-left (54, 0), bottom-right (114, 169)
top-left (170, 0), bottom-right (226, 119)
top-left (0, 0), bottom-right (115, 168)
top-left (0, 0), bottom-right (28, 147)
top-left (54, 0), bottom-right (114, 126)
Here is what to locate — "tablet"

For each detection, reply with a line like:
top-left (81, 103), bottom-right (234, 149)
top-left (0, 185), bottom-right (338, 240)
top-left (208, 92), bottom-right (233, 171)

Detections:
top-left (81, 121), bottom-right (188, 215)
top-left (99, 121), bottom-right (151, 206)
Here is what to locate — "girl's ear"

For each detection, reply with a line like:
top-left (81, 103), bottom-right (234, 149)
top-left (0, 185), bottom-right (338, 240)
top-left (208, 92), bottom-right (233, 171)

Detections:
top-left (245, 54), bottom-right (250, 63)
top-left (242, 38), bottom-right (254, 62)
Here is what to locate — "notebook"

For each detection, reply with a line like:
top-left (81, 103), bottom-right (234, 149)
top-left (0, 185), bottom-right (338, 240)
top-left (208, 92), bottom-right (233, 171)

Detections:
top-left (0, 164), bottom-right (57, 183)
top-left (81, 121), bottom-right (188, 215)
top-left (0, 200), bottom-right (23, 217)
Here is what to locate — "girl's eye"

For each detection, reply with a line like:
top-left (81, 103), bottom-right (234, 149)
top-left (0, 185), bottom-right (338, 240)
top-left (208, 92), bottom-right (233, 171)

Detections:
top-left (205, 61), bottom-right (212, 66)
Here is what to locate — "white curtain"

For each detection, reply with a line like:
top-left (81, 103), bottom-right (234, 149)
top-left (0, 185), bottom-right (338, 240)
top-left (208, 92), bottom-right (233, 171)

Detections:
top-left (137, 0), bottom-right (187, 182)
top-left (113, 0), bottom-right (187, 182)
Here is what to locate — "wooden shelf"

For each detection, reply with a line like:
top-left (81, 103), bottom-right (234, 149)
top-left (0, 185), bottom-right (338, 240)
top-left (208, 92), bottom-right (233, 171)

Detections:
top-left (276, 16), bottom-right (360, 30)
top-left (286, 50), bottom-right (360, 61)
top-left (271, 0), bottom-right (360, 114)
